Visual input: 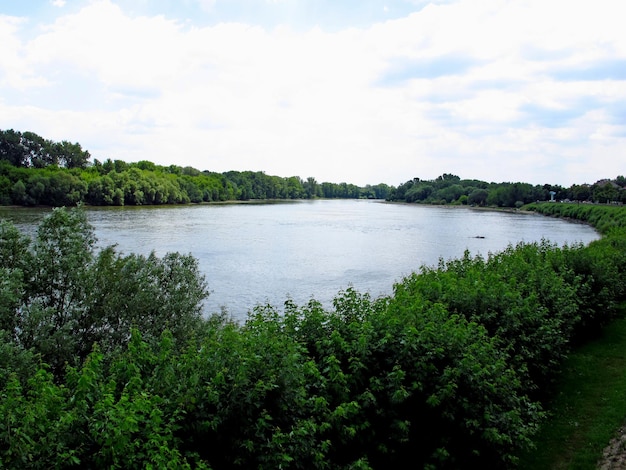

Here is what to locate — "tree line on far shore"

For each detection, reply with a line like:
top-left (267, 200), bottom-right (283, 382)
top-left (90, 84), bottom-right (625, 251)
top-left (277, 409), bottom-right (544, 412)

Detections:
top-left (0, 129), bottom-right (390, 206)
top-left (1, 128), bottom-right (623, 207)
top-left (387, 173), bottom-right (626, 207)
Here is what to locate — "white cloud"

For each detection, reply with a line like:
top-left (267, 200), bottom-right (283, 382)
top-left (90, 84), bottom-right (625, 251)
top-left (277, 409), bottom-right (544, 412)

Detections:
top-left (0, 0), bottom-right (625, 186)
top-left (51, 0), bottom-right (67, 7)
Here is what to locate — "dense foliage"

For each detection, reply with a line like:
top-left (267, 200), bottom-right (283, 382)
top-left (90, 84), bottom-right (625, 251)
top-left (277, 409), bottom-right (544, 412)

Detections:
top-left (4, 128), bottom-right (623, 208)
top-left (0, 129), bottom-right (391, 206)
top-left (1, 204), bottom-right (625, 468)
top-left (525, 202), bottom-right (626, 235)
top-left (387, 173), bottom-right (626, 207)
top-left (0, 129), bottom-right (90, 170)
top-left (0, 207), bottom-right (208, 377)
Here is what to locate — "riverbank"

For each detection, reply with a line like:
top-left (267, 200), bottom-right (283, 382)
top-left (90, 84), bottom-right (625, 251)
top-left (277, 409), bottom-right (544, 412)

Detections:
top-left (519, 303), bottom-right (626, 469)
top-left (515, 203), bottom-right (626, 468)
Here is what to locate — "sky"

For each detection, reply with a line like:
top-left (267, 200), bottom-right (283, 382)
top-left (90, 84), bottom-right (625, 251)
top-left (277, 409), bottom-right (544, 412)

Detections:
top-left (0, 0), bottom-right (625, 187)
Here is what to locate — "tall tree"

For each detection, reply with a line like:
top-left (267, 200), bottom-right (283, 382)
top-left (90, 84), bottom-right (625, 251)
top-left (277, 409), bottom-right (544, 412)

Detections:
top-left (0, 129), bottom-right (26, 167)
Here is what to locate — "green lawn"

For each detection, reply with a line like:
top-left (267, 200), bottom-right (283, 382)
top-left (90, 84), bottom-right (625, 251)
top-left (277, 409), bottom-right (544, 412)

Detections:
top-left (519, 303), bottom-right (626, 469)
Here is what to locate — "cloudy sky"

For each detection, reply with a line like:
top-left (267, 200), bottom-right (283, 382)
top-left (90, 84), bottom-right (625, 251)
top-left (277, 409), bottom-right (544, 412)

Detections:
top-left (1, 0), bottom-right (624, 187)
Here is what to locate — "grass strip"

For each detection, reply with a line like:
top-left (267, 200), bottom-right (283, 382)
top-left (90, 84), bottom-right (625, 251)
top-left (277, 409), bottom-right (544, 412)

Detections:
top-left (519, 303), bottom-right (626, 469)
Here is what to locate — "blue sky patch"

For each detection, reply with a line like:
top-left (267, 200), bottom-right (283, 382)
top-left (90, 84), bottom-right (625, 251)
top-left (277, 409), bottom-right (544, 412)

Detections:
top-left (551, 59), bottom-right (626, 81)
top-left (377, 55), bottom-right (479, 86)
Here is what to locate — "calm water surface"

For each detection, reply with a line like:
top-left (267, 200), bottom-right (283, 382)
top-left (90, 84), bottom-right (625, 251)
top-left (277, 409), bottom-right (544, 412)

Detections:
top-left (0, 200), bottom-right (600, 321)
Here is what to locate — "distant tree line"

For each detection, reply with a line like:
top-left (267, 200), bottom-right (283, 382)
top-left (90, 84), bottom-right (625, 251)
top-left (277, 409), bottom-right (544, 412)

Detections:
top-left (0, 129), bottom-right (391, 206)
top-left (387, 173), bottom-right (626, 207)
top-left (2, 129), bottom-right (623, 208)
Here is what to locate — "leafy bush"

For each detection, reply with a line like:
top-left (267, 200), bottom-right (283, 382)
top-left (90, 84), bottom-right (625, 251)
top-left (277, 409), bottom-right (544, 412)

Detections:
top-left (0, 207), bottom-right (208, 376)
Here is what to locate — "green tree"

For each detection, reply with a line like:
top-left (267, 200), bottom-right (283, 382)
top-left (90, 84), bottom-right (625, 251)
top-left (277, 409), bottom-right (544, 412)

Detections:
top-left (303, 176), bottom-right (320, 199)
top-left (0, 130), bottom-right (27, 167)
top-left (286, 176), bottom-right (304, 199)
top-left (83, 249), bottom-right (207, 356)
top-left (26, 174), bottom-right (48, 205)
top-left (14, 207), bottom-right (96, 374)
top-left (0, 207), bottom-right (208, 376)
top-left (405, 183), bottom-right (433, 202)
top-left (10, 180), bottom-right (27, 205)
top-left (435, 183), bottom-right (465, 203)
top-left (20, 131), bottom-right (51, 168)
top-left (0, 221), bottom-right (31, 336)
top-left (593, 182), bottom-right (620, 203)
top-left (49, 141), bottom-right (90, 169)
top-left (570, 184), bottom-right (591, 201)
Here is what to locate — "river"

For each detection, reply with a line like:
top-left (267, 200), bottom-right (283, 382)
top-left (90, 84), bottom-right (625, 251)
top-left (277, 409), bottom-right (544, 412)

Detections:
top-left (0, 200), bottom-right (600, 321)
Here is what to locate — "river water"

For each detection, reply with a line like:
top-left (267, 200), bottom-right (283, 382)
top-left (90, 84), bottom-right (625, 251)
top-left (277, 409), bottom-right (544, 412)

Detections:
top-left (0, 200), bottom-right (600, 321)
